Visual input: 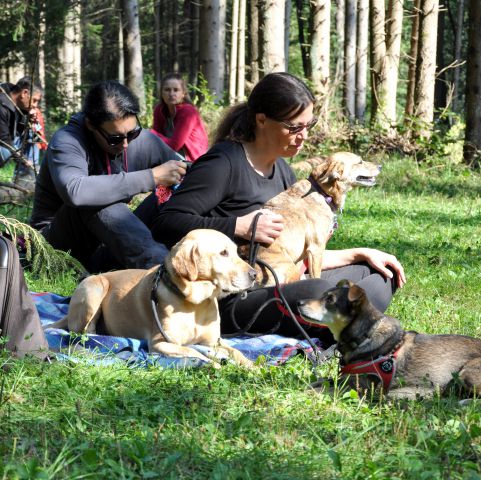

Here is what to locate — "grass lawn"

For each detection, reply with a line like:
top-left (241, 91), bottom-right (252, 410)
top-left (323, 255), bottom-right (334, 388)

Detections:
top-left (0, 155), bottom-right (480, 479)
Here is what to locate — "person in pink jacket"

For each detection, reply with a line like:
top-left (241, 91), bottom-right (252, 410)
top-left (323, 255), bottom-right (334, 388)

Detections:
top-left (151, 73), bottom-right (208, 162)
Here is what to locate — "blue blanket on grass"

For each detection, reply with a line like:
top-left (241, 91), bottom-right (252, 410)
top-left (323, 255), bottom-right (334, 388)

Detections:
top-left (33, 292), bottom-right (322, 368)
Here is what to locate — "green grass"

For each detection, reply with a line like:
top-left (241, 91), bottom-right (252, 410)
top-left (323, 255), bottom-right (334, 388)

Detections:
top-left (1, 156), bottom-right (481, 479)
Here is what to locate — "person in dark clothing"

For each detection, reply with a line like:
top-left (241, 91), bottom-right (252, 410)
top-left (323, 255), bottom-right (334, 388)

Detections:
top-left (151, 72), bottom-right (406, 341)
top-left (0, 77), bottom-right (43, 189)
top-left (30, 80), bottom-right (186, 272)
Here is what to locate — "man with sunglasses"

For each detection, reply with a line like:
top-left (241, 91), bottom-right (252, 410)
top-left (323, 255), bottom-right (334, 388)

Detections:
top-left (30, 80), bottom-right (186, 272)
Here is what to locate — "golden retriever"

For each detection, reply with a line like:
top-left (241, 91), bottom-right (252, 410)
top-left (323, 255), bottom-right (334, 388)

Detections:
top-left (45, 229), bottom-right (256, 367)
top-left (242, 152), bottom-right (380, 287)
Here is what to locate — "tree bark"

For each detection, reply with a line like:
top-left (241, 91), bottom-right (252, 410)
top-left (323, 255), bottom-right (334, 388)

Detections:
top-left (405, 0), bottom-right (420, 118)
top-left (285, 0), bottom-right (292, 70)
top-left (384, 0), bottom-right (404, 124)
top-left (121, 0), bottom-right (146, 114)
top-left (154, 0), bottom-right (161, 95)
top-left (370, 0), bottom-right (387, 125)
top-left (413, 0), bottom-right (439, 138)
top-left (434, 5), bottom-right (447, 113)
top-left (463, 0), bottom-right (481, 167)
top-left (334, 0), bottom-right (345, 86)
top-left (58, 1), bottom-right (82, 113)
top-left (237, 0), bottom-right (247, 100)
top-left (259, 0), bottom-right (286, 73)
top-left (452, 0), bottom-right (464, 112)
top-left (249, 0), bottom-right (260, 85)
top-left (355, 0), bottom-right (368, 121)
top-left (199, 0), bottom-right (226, 101)
top-left (229, 0), bottom-right (240, 104)
top-left (310, 0), bottom-right (331, 118)
top-left (118, 13), bottom-right (124, 84)
top-left (344, 0), bottom-right (357, 122)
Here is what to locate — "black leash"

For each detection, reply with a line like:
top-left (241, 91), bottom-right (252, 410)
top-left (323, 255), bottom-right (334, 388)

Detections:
top-left (150, 264), bottom-right (175, 344)
top-left (225, 212), bottom-right (332, 368)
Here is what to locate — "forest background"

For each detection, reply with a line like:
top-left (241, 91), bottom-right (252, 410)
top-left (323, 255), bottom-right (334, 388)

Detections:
top-left (1, 0), bottom-right (481, 168)
top-left (0, 2), bottom-right (481, 478)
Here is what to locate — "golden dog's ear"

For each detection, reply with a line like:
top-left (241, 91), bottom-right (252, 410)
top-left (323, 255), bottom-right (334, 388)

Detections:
top-left (171, 241), bottom-right (199, 281)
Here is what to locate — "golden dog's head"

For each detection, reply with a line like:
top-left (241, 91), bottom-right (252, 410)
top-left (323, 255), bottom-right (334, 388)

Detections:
top-left (168, 229), bottom-right (257, 304)
top-left (294, 152), bottom-right (380, 210)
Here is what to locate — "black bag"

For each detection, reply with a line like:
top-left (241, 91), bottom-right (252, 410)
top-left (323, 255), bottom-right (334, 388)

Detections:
top-left (0, 236), bottom-right (49, 358)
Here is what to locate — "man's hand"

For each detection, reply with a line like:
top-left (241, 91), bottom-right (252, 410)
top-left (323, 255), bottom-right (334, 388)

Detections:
top-left (152, 160), bottom-right (187, 186)
top-left (28, 108), bottom-right (38, 123)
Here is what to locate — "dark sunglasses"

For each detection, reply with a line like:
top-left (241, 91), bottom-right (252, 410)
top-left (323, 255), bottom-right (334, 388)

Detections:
top-left (97, 118), bottom-right (142, 146)
top-left (275, 117), bottom-right (318, 134)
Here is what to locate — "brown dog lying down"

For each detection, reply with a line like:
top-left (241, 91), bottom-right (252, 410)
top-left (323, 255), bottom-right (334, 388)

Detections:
top-left (241, 152), bottom-right (380, 287)
top-left (45, 229), bottom-right (256, 367)
top-left (298, 281), bottom-right (481, 399)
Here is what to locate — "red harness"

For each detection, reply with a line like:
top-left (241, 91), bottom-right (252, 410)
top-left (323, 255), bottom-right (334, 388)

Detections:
top-left (340, 348), bottom-right (400, 393)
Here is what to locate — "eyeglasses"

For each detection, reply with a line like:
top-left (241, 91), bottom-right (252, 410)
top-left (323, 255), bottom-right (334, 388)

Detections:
top-left (96, 119), bottom-right (142, 146)
top-left (274, 117), bottom-right (318, 134)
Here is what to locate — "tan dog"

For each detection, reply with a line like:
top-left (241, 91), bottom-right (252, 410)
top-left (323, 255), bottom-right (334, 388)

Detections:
top-left (45, 229), bottom-right (257, 367)
top-left (242, 152), bottom-right (380, 287)
top-left (298, 281), bottom-right (481, 399)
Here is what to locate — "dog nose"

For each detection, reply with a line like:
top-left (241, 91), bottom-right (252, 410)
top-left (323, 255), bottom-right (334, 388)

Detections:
top-left (248, 268), bottom-right (257, 281)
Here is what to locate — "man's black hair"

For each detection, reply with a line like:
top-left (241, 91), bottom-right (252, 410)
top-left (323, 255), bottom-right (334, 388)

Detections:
top-left (83, 80), bottom-right (140, 127)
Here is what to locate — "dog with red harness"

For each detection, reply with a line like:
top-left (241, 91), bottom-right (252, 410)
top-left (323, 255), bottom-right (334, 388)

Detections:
top-left (298, 280), bottom-right (481, 399)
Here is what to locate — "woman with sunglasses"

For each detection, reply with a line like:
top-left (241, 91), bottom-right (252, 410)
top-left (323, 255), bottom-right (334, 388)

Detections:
top-left (151, 72), bottom-right (405, 340)
top-left (30, 80), bottom-right (186, 272)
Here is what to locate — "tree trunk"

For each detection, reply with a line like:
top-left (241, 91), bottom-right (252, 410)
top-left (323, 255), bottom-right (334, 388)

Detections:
top-left (38, 0), bottom-right (46, 108)
top-left (413, 0), bottom-right (439, 138)
top-left (249, 0), bottom-right (260, 85)
top-left (463, 0), bottom-right (481, 167)
top-left (171, 0), bottom-right (179, 72)
top-left (296, 0), bottom-right (311, 78)
top-left (434, 5), bottom-right (447, 113)
top-left (229, 0), bottom-right (240, 104)
top-left (118, 13), bottom-right (124, 84)
top-left (370, 0), bottom-right (387, 126)
top-left (154, 0), bottom-right (161, 95)
top-left (344, 0), bottom-right (357, 122)
top-left (285, 0), bottom-right (292, 70)
top-left (199, 0), bottom-right (226, 101)
top-left (58, 1), bottom-right (82, 113)
top-left (355, 0), bottom-right (368, 121)
top-left (186, 0), bottom-right (200, 84)
top-left (309, 0), bottom-right (330, 122)
top-left (237, 0), bottom-right (247, 100)
top-left (405, 0), bottom-right (420, 118)
top-left (452, 0), bottom-right (464, 112)
top-left (334, 0), bottom-right (345, 86)
top-left (259, 0), bottom-right (286, 73)
top-left (121, 0), bottom-right (146, 114)
top-left (384, 0), bottom-right (404, 124)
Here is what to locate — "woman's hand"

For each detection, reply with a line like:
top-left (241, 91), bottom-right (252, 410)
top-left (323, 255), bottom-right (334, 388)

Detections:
top-left (359, 248), bottom-right (406, 288)
top-left (152, 160), bottom-right (187, 186)
top-left (235, 209), bottom-right (284, 244)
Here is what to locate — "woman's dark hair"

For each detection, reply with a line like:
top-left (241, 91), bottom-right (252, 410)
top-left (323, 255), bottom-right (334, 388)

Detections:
top-left (213, 72), bottom-right (315, 144)
top-left (160, 72), bottom-right (192, 106)
top-left (83, 80), bottom-right (140, 127)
